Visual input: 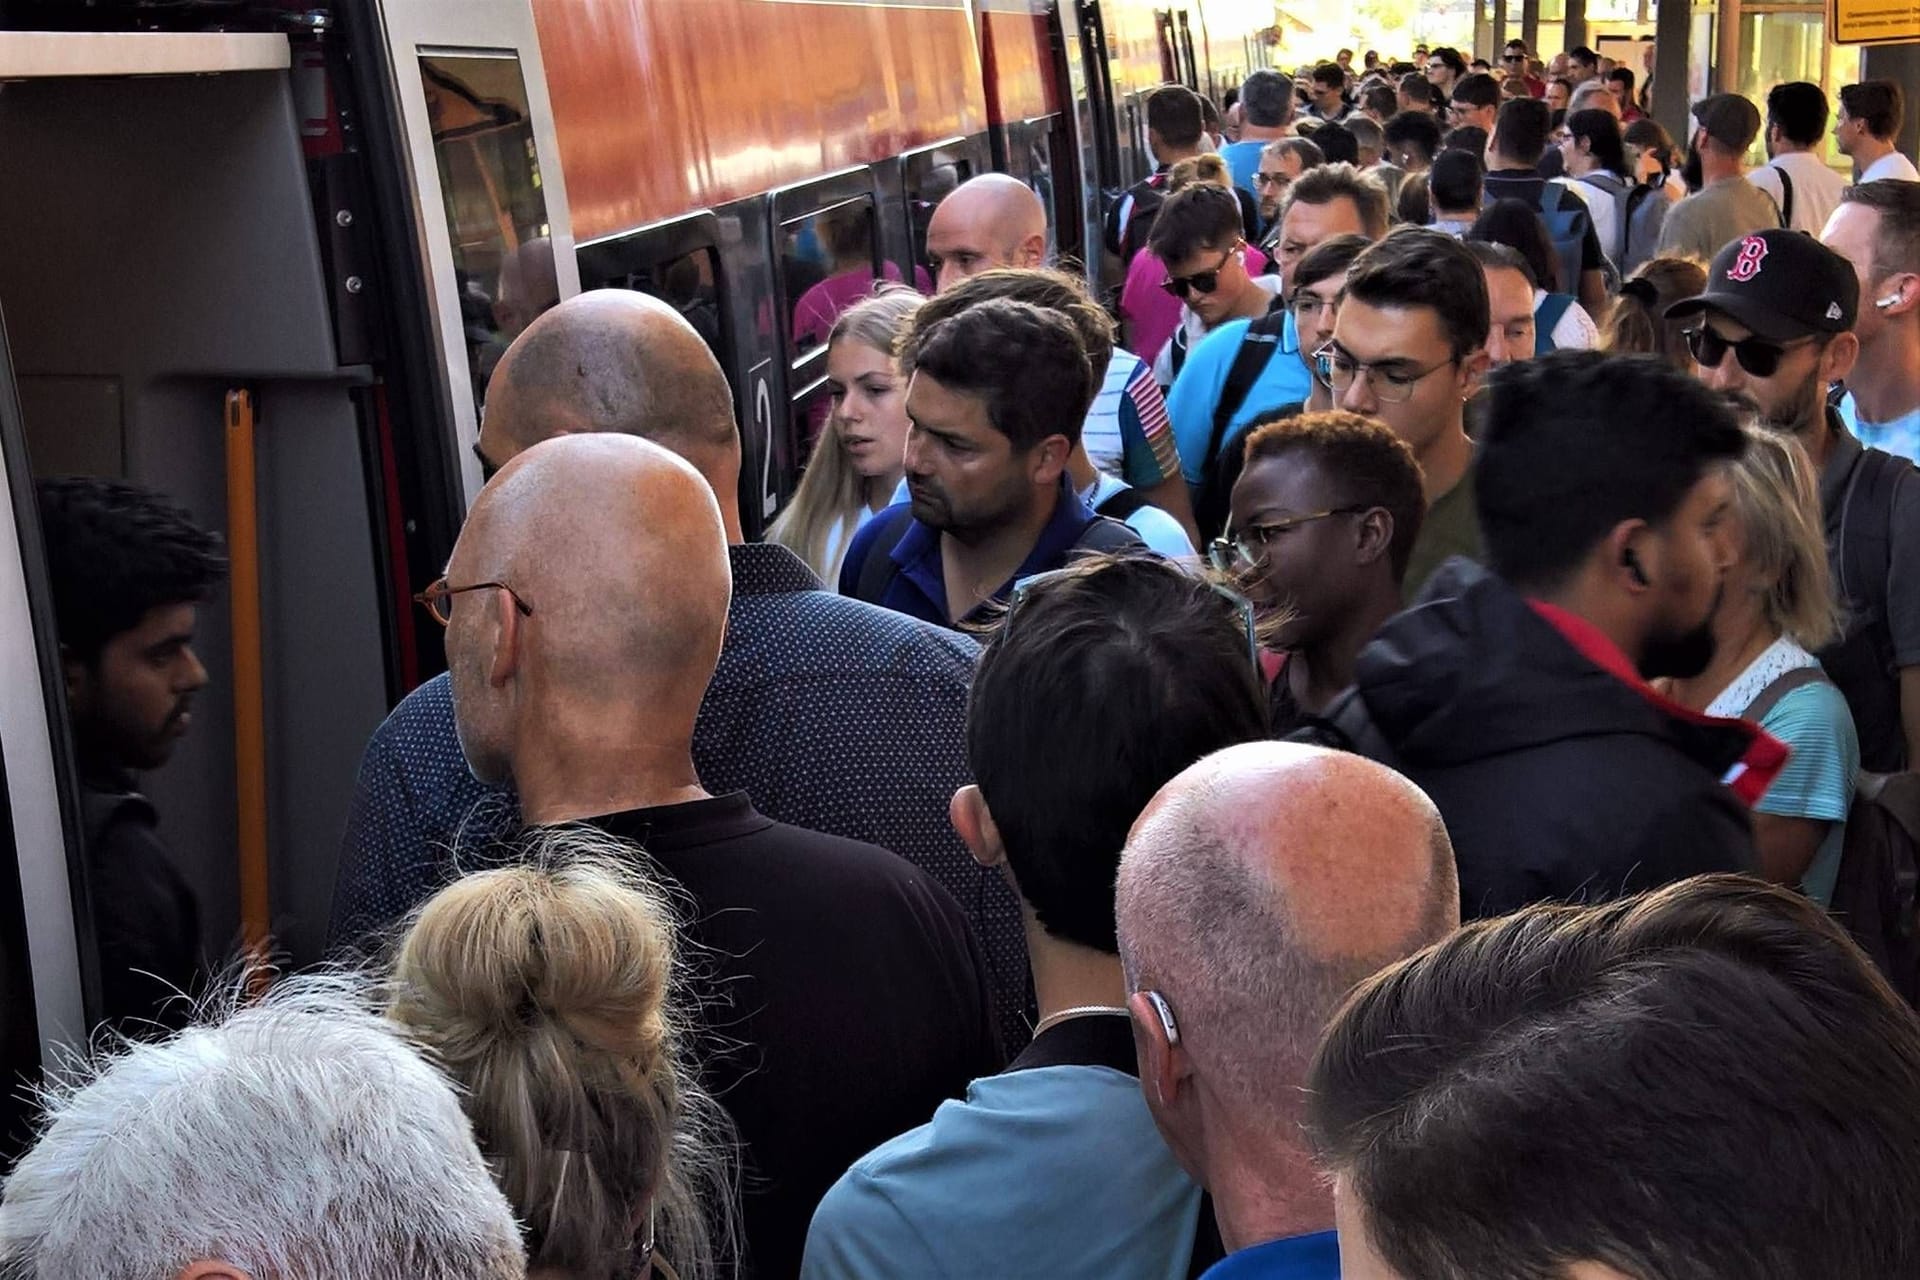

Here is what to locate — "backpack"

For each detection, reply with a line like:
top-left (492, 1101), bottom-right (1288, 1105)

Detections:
top-left (1483, 182), bottom-right (1593, 295)
top-left (1818, 442), bottom-right (1914, 773)
top-left (1621, 181), bottom-right (1670, 277)
top-left (1534, 293), bottom-right (1576, 354)
top-left (1743, 666), bottom-right (1920, 1007)
top-left (1193, 303), bottom-right (1292, 542)
top-left (1106, 174), bottom-right (1169, 265)
top-left (852, 503), bottom-right (1145, 605)
top-left (1573, 170), bottom-right (1632, 264)
top-left (1094, 484), bottom-right (1151, 523)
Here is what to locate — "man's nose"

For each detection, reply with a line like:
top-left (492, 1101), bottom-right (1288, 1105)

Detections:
top-left (1339, 374), bottom-right (1377, 414)
top-left (1697, 359), bottom-right (1742, 394)
top-left (179, 646), bottom-right (210, 693)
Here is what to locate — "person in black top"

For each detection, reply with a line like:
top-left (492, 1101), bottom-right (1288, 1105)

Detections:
top-left (38, 476), bottom-right (225, 1034)
top-left (1484, 97), bottom-right (1609, 313)
top-left (436, 431), bottom-right (1000, 1279)
top-left (1105, 84), bottom-right (1263, 264)
top-left (1213, 411), bottom-right (1424, 734)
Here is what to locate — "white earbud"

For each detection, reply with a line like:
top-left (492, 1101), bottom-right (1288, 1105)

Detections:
top-left (1875, 294), bottom-right (1902, 310)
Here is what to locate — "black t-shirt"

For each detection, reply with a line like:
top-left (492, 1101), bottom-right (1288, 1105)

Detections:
top-left (81, 774), bottom-right (203, 1035)
top-left (592, 793), bottom-right (1002, 1279)
top-left (1483, 169), bottom-right (1605, 271)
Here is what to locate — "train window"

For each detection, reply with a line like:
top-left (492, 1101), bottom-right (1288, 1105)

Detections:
top-left (417, 51), bottom-right (555, 413)
top-left (903, 147), bottom-right (976, 283)
top-left (780, 195), bottom-right (894, 363)
top-left (591, 244), bottom-right (729, 370)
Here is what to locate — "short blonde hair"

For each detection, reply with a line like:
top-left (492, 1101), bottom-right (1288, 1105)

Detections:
top-left (388, 830), bottom-right (735, 1280)
top-left (1729, 425), bottom-right (1839, 651)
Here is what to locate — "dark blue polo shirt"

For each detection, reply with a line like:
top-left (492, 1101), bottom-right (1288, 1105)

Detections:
top-left (840, 481), bottom-right (1125, 628)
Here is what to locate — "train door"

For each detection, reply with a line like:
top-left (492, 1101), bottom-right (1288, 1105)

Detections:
top-left (1056, 1), bottom-right (1126, 291)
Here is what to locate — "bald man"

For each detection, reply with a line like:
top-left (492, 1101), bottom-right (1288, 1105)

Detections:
top-left (1116, 742), bottom-right (1460, 1279)
top-left (334, 290), bottom-right (1036, 1055)
top-left (445, 434), bottom-right (1000, 1279)
top-left (925, 175), bottom-right (1194, 533)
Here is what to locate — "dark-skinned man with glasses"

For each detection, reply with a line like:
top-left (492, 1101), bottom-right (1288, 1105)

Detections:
top-left (1671, 228), bottom-right (1920, 771)
top-left (1211, 411), bottom-right (1426, 734)
top-left (1319, 227), bottom-right (1490, 599)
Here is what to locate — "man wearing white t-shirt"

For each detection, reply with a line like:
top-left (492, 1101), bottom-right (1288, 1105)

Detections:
top-left (1749, 82), bottom-right (1849, 234)
top-left (1836, 80), bottom-right (1920, 184)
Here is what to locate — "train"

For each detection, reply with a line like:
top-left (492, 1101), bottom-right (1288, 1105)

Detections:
top-left (0, 0), bottom-right (1279, 1153)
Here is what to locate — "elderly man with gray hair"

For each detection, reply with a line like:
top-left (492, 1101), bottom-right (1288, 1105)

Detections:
top-left (1116, 741), bottom-right (1460, 1280)
top-left (0, 976), bottom-right (525, 1280)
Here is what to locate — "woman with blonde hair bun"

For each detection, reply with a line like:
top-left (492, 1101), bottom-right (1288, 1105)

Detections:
top-left (1665, 425), bottom-right (1860, 906)
top-left (1599, 256), bottom-right (1705, 369)
top-left (388, 829), bottom-right (736, 1280)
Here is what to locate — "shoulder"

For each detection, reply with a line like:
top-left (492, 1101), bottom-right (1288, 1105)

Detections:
top-left (1125, 503), bottom-right (1198, 557)
top-left (1188, 318), bottom-right (1256, 367)
top-left (734, 579), bottom-right (979, 677)
top-left (1748, 163), bottom-right (1782, 191)
top-left (838, 505), bottom-right (914, 591)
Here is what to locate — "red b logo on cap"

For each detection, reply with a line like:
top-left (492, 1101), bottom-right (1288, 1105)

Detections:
top-left (1728, 235), bottom-right (1769, 283)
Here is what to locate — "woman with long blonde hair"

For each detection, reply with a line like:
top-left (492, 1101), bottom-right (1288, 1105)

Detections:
top-left (769, 285), bottom-right (923, 584)
top-left (388, 830), bottom-right (736, 1280)
top-left (1665, 426), bottom-right (1860, 904)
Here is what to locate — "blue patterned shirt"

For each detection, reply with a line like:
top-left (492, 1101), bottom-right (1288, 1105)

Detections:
top-left (330, 542), bottom-right (1034, 1049)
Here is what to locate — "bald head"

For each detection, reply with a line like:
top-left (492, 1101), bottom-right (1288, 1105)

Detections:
top-left (444, 433), bottom-right (730, 792)
top-left (1118, 742), bottom-right (1458, 1119)
top-left (925, 174), bottom-right (1049, 293)
top-left (478, 290), bottom-right (742, 536)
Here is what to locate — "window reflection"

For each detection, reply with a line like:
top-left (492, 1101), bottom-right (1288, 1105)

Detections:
top-left (783, 197), bottom-right (894, 360)
top-left (905, 152), bottom-right (974, 287)
top-left (419, 53), bottom-right (554, 411)
top-left (595, 245), bottom-right (728, 367)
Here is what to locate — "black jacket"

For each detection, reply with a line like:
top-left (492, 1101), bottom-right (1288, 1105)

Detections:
top-left (1309, 562), bottom-right (1760, 918)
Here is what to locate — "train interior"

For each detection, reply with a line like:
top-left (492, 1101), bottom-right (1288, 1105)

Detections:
top-left (0, 65), bottom-right (390, 971)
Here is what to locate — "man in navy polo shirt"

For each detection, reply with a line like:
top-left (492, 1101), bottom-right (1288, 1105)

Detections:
top-left (839, 299), bottom-right (1142, 626)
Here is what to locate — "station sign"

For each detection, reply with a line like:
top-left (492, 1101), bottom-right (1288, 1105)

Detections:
top-left (1830, 0), bottom-right (1920, 45)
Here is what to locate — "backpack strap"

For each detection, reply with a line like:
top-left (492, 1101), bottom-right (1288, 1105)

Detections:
top-left (1094, 484), bottom-right (1152, 523)
top-left (1169, 323), bottom-right (1192, 382)
top-left (1070, 513), bottom-right (1148, 555)
top-left (1206, 306), bottom-right (1290, 475)
top-left (852, 504), bottom-right (917, 603)
top-left (1540, 181), bottom-right (1563, 214)
top-left (1742, 665), bottom-right (1829, 725)
top-left (1776, 164), bottom-right (1795, 228)
top-left (1837, 444), bottom-right (1903, 611)
top-left (1534, 293), bottom-right (1575, 351)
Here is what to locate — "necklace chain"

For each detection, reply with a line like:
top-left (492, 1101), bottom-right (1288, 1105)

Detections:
top-left (1029, 1004), bottom-right (1130, 1039)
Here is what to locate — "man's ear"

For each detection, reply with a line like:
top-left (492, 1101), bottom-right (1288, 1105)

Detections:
top-left (488, 586), bottom-right (524, 689)
top-left (1821, 331), bottom-right (1861, 385)
top-left (951, 785), bottom-right (1006, 870)
top-left (1127, 990), bottom-right (1188, 1111)
top-left (1460, 347), bottom-right (1492, 398)
top-left (176, 1263), bottom-right (255, 1280)
top-left (1354, 508), bottom-right (1394, 566)
top-left (1606, 519), bottom-right (1653, 593)
top-left (1017, 231), bottom-right (1047, 269)
top-left (1030, 434), bottom-right (1072, 486)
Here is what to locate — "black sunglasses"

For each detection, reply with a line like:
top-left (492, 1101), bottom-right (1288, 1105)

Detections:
top-left (1684, 325), bottom-right (1806, 378)
top-left (1162, 246), bottom-right (1239, 299)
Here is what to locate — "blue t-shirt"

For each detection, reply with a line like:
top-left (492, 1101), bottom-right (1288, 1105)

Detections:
top-left (1200, 1231), bottom-right (1342, 1279)
top-left (1755, 681), bottom-right (1860, 906)
top-left (1222, 139), bottom-right (1270, 200)
top-left (801, 1064), bottom-right (1205, 1280)
top-left (1838, 390), bottom-right (1920, 465)
top-left (1165, 312), bottom-right (1312, 483)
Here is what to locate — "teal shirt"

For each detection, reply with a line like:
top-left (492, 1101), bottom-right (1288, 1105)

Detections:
top-left (1754, 681), bottom-right (1860, 906)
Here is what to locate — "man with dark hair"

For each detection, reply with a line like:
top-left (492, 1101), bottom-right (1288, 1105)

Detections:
top-left (1464, 240), bottom-right (1541, 365)
top-left (1447, 71), bottom-right (1500, 134)
top-left (1169, 165), bottom-right (1387, 534)
top-left (1286, 235), bottom-right (1372, 411)
top-left (1220, 412), bottom-right (1426, 732)
top-left (841, 300), bottom-right (1144, 626)
top-left (1567, 44), bottom-right (1600, 83)
top-left (1397, 71), bottom-right (1438, 117)
top-left (1836, 80), bottom-right (1919, 182)
top-left (1118, 741), bottom-right (1458, 1280)
top-left (1659, 93), bottom-right (1782, 261)
top-left (38, 476), bottom-right (225, 1031)
top-left (1307, 62), bottom-right (1352, 123)
top-left (1107, 84), bottom-right (1259, 264)
top-left (803, 557), bottom-right (1266, 1279)
top-left (1309, 875), bottom-right (1920, 1280)
top-left (1671, 227), bottom-right (1920, 771)
top-left (1383, 109), bottom-right (1442, 171)
top-left (1310, 349), bottom-right (1768, 916)
top-left (1362, 81), bottom-right (1398, 125)
top-left (1824, 179), bottom-right (1920, 462)
top-left (1311, 120), bottom-right (1359, 166)
top-left (1322, 228), bottom-right (1489, 598)
top-left (1149, 186), bottom-right (1283, 388)
top-left (1486, 97), bottom-right (1608, 312)
top-left (1606, 66), bottom-right (1643, 121)
top-left (1425, 47), bottom-right (1467, 96)
top-left (1428, 148), bottom-right (1485, 235)
top-left (1750, 82), bottom-right (1846, 233)
top-left (1255, 136), bottom-right (1325, 223)
top-left (1502, 38), bottom-right (1544, 97)
top-left (1223, 68), bottom-right (1299, 198)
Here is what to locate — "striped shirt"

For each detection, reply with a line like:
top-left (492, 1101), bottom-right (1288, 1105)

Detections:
top-left (1083, 348), bottom-right (1182, 488)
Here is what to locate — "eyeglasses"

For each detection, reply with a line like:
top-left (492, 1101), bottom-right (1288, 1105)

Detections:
top-left (1162, 245), bottom-right (1240, 299)
top-left (1291, 292), bottom-right (1340, 321)
top-left (1255, 170), bottom-right (1290, 187)
top-left (1684, 326), bottom-right (1812, 378)
top-left (1006, 565), bottom-right (1261, 669)
top-left (414, 576), bottom-right (535, 626)
top-left (1209, 506), bottom-right (1371, 574)
top-left (1312, 343), bottom-right (1459, 403)
top-left (1502, 52), bottom-right (1526, 63)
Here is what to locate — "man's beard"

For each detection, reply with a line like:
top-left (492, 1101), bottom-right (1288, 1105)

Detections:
top-left (1639, 585), bottom-right (1722, 680)
top-left (1733, 365), bottom-right (1827, 438)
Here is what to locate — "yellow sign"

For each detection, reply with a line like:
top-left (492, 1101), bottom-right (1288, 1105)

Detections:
top-left (1830, 0), bottom-right (1920, 44)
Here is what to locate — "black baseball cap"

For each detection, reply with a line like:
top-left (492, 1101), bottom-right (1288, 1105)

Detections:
top-left (1666, 229), bottom-right (1860, 343)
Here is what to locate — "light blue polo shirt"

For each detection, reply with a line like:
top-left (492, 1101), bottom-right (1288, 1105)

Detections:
top-left (1222, 139), bottom-right (1271, 200)
top-left (801, 1063), bottom-right (1205, 1280)
top-left (1165, 311), bottom-right (1313, 484)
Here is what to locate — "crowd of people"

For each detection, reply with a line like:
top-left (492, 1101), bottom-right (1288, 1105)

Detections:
top-left (10, 35), bottom-right (1920, 1280)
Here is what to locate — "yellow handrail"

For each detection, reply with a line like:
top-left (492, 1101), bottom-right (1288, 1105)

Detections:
top-left (224, 389), bottom-right (271, 963)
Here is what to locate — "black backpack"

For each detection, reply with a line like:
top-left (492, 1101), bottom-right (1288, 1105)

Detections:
top-left (1818, 442), bottom-right (1914, 773)
top-left (1191, 303), bottom-right (1292, 542)
top-left (852, 503), bottom-right (1145, 605)
top-left (1744, 666), bottom-right (1920, 1006)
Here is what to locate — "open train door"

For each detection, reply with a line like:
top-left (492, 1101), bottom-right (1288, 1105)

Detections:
top-left (1054, 0), bottom-right (1128, 293)
top-left (366, 0), bottom-right (582, 509)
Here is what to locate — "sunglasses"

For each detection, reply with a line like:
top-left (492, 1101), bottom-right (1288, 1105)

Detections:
top-left (1684, 325), bottom-right (1810, 378)
top-left (1502, 53), bottom-right (1526, 62)
top-left (1162, 245), bottom-right (1240, 299)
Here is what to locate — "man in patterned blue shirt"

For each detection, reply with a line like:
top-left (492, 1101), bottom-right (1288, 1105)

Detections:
top-left (329, 290), bottom-right (1033, 1050)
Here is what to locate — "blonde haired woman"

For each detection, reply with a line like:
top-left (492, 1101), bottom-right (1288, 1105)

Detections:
top-left (1666, 427), bottom-right (1860, 904)
top-left (769, 286), bottom-right (922, 583)
top-left (389, 831), bottom-right (736, 1280)
top-left (1599, 256), bottom-right (1705, 370)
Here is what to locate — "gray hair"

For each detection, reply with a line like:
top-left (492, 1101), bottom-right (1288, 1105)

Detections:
top-left (1241, 68), bottom-right (1295, 128)
top-left (0, 974), bottom-right (525, 1280)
